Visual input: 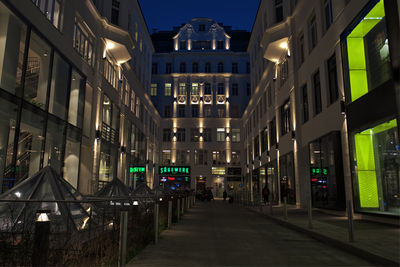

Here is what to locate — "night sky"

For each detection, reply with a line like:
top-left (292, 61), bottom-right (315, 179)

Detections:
top-left (138, 0), bottom-right (260, 33)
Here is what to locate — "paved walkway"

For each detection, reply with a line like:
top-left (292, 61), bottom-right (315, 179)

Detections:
top-left (128, 200), bottom-right (375, 266)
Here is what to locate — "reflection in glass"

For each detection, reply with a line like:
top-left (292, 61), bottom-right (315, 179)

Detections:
top-left (68, 70), bottom-right (85, 127)
top-left (64, 127), bottom-right (80, 188)
top-left (49, 53), bottom-right (69, 119)
top-left (43, 119), bottom-right (64, 174)
top-left (16, 109), bottom-right (45, 185)
top-left (0, 2), bottom-right (27, 94)
top-left (24, 31), bottom-right (51, 109)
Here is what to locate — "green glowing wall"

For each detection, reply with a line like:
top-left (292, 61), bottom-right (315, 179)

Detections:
top-left (346, 0), bottom-right (386, 102)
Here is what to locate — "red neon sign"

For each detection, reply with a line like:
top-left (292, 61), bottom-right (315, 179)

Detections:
top-left (168, 177), bottom-right (175, 181)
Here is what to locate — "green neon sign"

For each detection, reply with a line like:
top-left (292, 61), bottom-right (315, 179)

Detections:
top-left (311, 167), bottom-right (328, 176)
top-left (130, 167), bottom-right (145, 173)
top-left (159, 166), bottom-right (190, 175)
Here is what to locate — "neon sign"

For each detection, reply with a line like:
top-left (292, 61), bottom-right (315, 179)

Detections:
top-left (159, 166), bottom-right (190, 175)
top-left (311, 167), bottom-right (328, 176)
top-left (130, 167), bottom-right (145, 173)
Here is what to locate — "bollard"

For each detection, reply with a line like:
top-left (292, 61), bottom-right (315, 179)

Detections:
top-left (154, 203), bottom-right (159, 244)
top-left (283, 197), bottom-right (288, 220)
top-left (168, 201), bottom-right (172, 228)
top-left (347, 200), bottom-right (354, 242)
top-left (118, 211), bottom-right (128, 267)
top-left (32, 211), bottom-right (50, 267)
top-left (308, 197), bottom-right (313, 229)
top-left (177, 199), bottom-right (180, 222)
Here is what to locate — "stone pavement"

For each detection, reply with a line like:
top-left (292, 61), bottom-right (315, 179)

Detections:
top-left (128, 200), bottom-right (375, 266)
top-left (248, 203), bottom-right (400, 266)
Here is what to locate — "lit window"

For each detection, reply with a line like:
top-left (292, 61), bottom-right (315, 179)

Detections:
top-left (73, 16), bottom-right (95, 67)
top-left (165, 83), bottom-right (172, 96)
top-left (151, 83), bottom-right (157, 96)
top-left (217, 128), bottom-right (226, 142)
top-left (179, 83), bottom-right (186, 95)
top-left (191, 83), bottom-right (199, 95)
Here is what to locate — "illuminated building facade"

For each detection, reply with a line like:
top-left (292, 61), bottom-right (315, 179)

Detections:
top-left (245, 0), bottom-right (400, 217)
top-left (150, 18), bottom-right (251, 196)
top-left (0, 0), bottom-right (160, 194)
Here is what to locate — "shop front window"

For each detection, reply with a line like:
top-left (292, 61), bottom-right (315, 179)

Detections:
top-left (279, 152), bottom-right (296, 204)
top-left (343, 0), bottom-right (391, 102)
top-left (352, 119), bottom-right (400, 215)
top-left (68, 69), bottom-right (85, 128)
top-left (266, 160), bottom-right (278, 204)
top-left (0, 2), bottom-right (27, 95)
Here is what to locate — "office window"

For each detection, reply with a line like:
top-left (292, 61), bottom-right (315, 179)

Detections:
top-left (164, 105), bottom-right (171, 117)
top-left (195, 150), bottom-right (208, 165)
top-left (217, 83), bottom-right (224, 95)
top-left (254, 135), bottom-right (260, 157)
top-left (217, 128), bottom-right (226, 142)
top-left (298, 32), bottom-right (305, 66)
top-left (324, 0), bottom-right (333, 31)
top-left (152, 63), bottom-right (157, 74)
top-left (232, 128), bottom-right (240, 142)
top-left (68, 69), bottom-right (85, 128)
top-left (203, 128), bottom-right (212, 141)
top-left (327, 54), bottom-right (339, 104)
top-left (162, 150), bottom-right (171, 164)
top-left (192, 62), bottom-right (199, 73)
top-left (217, 106), bottom-right (225, 118)
top-left (150, 83), bottom-right (157, 96)
top-left (49, 52), bottom-right (69, 120)
top-left (205, 62), bottom-right (211, 73)
top-left (204, 105), bottom-right (212, 117)
top-left (232, 83), bottom-right (238, 96)
top-left (313, 70), bottom-right (322, 115)
top-left (177, 128), bottom-right (185, 142)
top-left (165, 83), bottom-right (172, 96)
top-left (204, 83), bottom-right (211, 94)
top-left (217, 62), bottom-right (224, 73)
top-left (166, 63), bottom-right (172, 74)
top-left (309, 14), bottom-right (318, 52)
top-left (232, 63), bottom-right (238, 73)
top-left (198, 24), bottom-right (205, 32)
top-left (32, 0), bottom-right (62, 29)
top-left (261, 127), bottom-right (268, 153)
top-left (191, 128), bottom-right (200, 142)
top-left (279, 58), bottom-right (289, 87)
top-left (275, 0), bottom-right (283, 22)
top-left (180, 62), bottom-right (186, 73)
top-left (163, 129), bottom-right (171, 142)
top-left (179, 83), bottom-right (186, 95)
top-left (270, 118), bottom-right (277, 146)
top-left (217, 40), bottom-right (224, 49)
top-left (280, 100), bottom-right (291, 136)
top-left (178, 105), bottom-right (185, 117)
top-left (191, 83), bottom-right (199, 95)
top-left (111, 0), bottom-right (120, 25)
top-left (302, 84), bottom-right (309, 123)
top-left (231, 105), bottom-right (240, 118)
top-left (73, 17), bottom-right (95, 67)
top-left (192, 105), bottom-right (199, 117)
top-left (247, 83), bottom-right (251, 96)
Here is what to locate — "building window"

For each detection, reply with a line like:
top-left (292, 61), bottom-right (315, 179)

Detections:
top-left (232, 62), bottom-right (238, 73)
top-left (217, 106), bottom-right (225, 118)
top-left (177, 128), bottom-right (185, 142)
top-left (164, 105), bottom-right (171, 117)
top-left (231, 105), bottom-right (240, 118)
top-left (204, 105), bottom-right (212, 117)
top-left (261, 127), bottom-right (268, 153)
top-left (205, 62), bottom-right (211, 73)
top-left (217, 83), bottom-right (224, 95)
top-left (275, 0), bottom-right (283, 22)
top-left (298, 32), bottom-right (305, 66)
top-left (180, 62), bottom-right (186, 73)
top-left (217, 40), bottom-right (224, 49)
top-left (309, 14), bottom-right (318, 52)
top-left (302, 84), bottom-right (309, 123)
top-left (204, 83), bottom-right (211, 94)
top-left (73, 17), bottom-right (95, 67)
top-left (254, 135), bottom-right (260, 157)
top-left (166, 63), bottom-right (172, 74)
top-left (111, 0), bottom-right (120, 25)
top-left (151, 83), bottom-right (157, 96)
top-left (32, 0), bottom-right (62, 29)
top-left (192, 105), bottom-right (199, 117)
top-left (203, 128), bottom-right (212, 141)
top-left (178, 105), bottom-right (185, 117)
top-left (279, 58), bottom-right (289, 87)
top-left (198, 24), bottom-right (206, 32)
top-left (217, 128), bottom-right (226, 142)
top-left (247, 83), bottom-right (251, 96)
top-left (327, 54), bottom-right (339, 104)
top-left (324, 0), bottom-right (333, 31)
top-left (313, 70), bottom-right (322, 115)
top-left (246, 62), bottom-right (250, 73)
top-left (279, 152), bottom-right (296, 204)
top-left (269, 118), bottom-right (276, 146)
top-left (192, 62), bottom-right (199, 73)
top-left (191, 83), bottom-right (199, 95)
top-left (280, 100), bottom-right (291, 136)
top-left (212, 152), bottom-right (225, 166)
top-left (180, 40), bottom-right (186, 50)
top-left (232, 128), bottom-right (240, 142)
top-left (165, 83), bottom-right (172, 96)
top-left (152, 63), bottom-right (158, 74)
top-left (162, 150), bottom-right (171, 164)
top-left (232, 83), bottom-right (238, 96)
top-left (191, 128), bottom-right (200, 142)
top-left (195, 150), bottom-right (208, 165)
top-left (179, 83), bottom-right (186, 95)
top-left (217, 62), bottom-right (224, 73)
top-left (163, 129), bottom-right (171, 142)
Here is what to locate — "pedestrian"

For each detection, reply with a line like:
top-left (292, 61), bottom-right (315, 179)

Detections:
top-left (262, 185), bottom-right (270, 204)
top-left (223, 190), bottom-right (227, 201)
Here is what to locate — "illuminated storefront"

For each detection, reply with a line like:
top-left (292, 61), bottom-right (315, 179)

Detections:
top-left (158, 166), bottom-right (191, 190)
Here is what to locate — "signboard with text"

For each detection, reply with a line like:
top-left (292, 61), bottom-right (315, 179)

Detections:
top-left (159, 166), bottom-right (190, 175)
